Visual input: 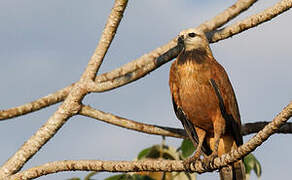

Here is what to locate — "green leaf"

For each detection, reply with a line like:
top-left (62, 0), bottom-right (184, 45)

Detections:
top-left (137, 144), bottom-right (179, 161)
top-left (180, 139), bottom-right (195, 158)
top-left (146, 145), bottom-right (162, 159)
top-left (243, 153), bottom-right (262, 178)
top-left (137, 147), bottom-right (152, 160)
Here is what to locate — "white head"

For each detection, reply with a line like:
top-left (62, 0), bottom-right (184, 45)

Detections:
top-left (179, 29), bottom-right (212, 55)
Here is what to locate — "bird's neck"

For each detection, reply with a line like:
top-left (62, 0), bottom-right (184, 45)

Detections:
top-left (178, 49), bottom-right (213, 65)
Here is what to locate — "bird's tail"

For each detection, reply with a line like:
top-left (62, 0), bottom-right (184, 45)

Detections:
top-left (219, 159), bottom-right (246, 180)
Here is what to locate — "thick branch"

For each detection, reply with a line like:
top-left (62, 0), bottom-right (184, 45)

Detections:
top-left (0, 0), bottom-right (128, 178)
top-left (208, 0), bottom-right (292, 43)
top-left (6, 160), bottom-right (185, 180)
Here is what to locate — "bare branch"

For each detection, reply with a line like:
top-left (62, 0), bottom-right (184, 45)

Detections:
top-left (81, 0), bottom-right (129, 81)
top-left (6, 160), bottom-right (186, 180)
top-left (198, 0), bottom-right (258, 32)
top-left (208, 0), bottom-right (292, 43)
top-left (0, 84), bottom-right (74, 121)
top-left (80, 105), bottom-right (292, 138)
top-left (89, 41), bottom-right (182, 92)
top-left (0, 0), bottom-right (129, 178)
top-left (79, 105), bottom-right (186, 138)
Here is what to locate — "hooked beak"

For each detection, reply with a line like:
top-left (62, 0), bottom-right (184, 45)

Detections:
top-left (177, 35), bottom-right (185, 50)
top-left (178, 35), bottom-right (184, 44)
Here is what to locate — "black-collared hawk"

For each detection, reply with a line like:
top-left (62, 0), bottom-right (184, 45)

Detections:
top-left (169, 29), bottom-right (246, 180)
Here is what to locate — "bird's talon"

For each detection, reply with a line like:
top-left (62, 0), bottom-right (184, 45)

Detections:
top-left (183, 155), bottom-right (201, 172)
top-left (202, 153), bottom-right (218, 167)
top-left (183, 160), bottom-right (192, 172)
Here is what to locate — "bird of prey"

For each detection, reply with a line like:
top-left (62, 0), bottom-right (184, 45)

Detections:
top-left (169, 29), bottom-right (245, 180)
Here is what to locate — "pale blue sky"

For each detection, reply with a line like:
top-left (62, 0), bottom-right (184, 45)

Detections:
top-left (0, 1), bottom-right (291, 179)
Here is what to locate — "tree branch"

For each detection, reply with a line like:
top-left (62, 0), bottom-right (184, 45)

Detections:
top-left (198, 0), bottom-right (258, 32)
top-left (6, 160), bottom-right (185, 180)
top-left (0, 0), bottom-right (128, 178)
top-left (79, 105), bottom-right (186, 138)
top-left (208, 0), bottom-right (292, 43)
top-left (0, 84), bottom-right (74, 120)
top-left (7, 101), bottom-right (292, 180)
top-left (80, 105), bottom-right (292, 138)
top-left (81, 0), bottom-right (128, 81)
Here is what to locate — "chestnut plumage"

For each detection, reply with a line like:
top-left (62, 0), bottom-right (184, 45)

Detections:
top-left (169, 30), bottom-right (245, 180)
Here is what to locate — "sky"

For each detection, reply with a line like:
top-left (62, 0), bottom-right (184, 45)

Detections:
top-left (0, 0), bottom-right (291, 179)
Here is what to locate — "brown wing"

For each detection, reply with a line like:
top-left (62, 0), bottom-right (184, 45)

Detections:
top-left (212, 61), bottom-right (243, 146)
top-left (169, 61), bottom-right (212, 154)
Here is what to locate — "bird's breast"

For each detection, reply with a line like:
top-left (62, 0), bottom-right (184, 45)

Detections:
top-left (177, 61), bottom-right (219, 132)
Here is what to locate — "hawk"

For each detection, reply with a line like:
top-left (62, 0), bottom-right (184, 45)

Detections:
top-left (169, 29), bottom-right (246, 180)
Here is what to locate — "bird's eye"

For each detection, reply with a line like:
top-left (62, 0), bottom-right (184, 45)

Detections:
top-left (188, 32), bottom-right (196, 38)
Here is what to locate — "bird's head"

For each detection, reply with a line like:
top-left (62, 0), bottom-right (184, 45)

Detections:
top-left (178, 29), bottom-right (212, 55)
